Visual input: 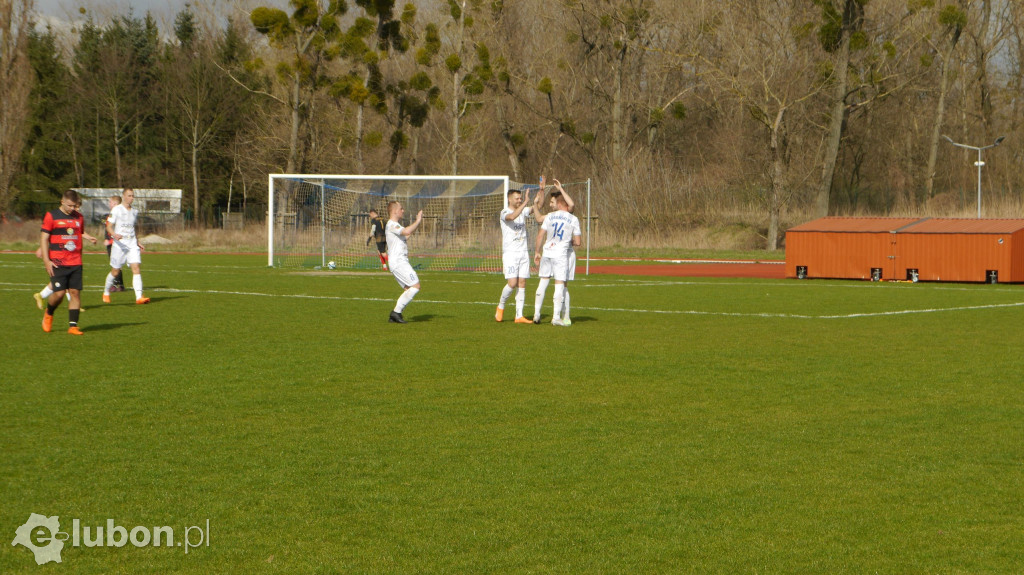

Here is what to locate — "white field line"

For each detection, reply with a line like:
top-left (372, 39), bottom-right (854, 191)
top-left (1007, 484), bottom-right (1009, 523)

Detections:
top-left (4, 282), bottom-right (1023, 320)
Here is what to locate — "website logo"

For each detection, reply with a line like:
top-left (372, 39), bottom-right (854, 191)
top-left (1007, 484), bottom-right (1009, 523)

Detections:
top-left (11, 513), bottom-right (66, 565)
top-left (11, 514), bottom-right (209, 566)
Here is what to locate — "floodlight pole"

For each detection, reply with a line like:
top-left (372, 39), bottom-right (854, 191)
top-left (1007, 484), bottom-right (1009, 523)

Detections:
top-left (942, 135), bottom-right (1005, 218)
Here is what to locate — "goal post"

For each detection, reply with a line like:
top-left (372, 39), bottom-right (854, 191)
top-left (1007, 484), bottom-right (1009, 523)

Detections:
top-left (268, 174), bottom-right (591, 274)
top-left (268, 174), bottom-right (510, 271)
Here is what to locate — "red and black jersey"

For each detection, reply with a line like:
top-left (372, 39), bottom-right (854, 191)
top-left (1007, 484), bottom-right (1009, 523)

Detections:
top-left (41, 208), bottom-right (86, 266)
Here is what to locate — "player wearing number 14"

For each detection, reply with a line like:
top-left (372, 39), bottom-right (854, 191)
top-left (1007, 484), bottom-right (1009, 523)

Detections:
top-left (535, 187), bottom-right (581, 326)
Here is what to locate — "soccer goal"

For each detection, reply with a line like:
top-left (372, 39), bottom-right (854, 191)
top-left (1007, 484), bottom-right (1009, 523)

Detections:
top-left (267, 174), bottom-right (592, 273)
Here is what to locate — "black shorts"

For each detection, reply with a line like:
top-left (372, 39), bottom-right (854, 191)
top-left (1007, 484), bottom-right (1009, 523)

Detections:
top-left (50, 265), bottom-right (84, 292)
top-left (375, 242), bottom-right (387, 254)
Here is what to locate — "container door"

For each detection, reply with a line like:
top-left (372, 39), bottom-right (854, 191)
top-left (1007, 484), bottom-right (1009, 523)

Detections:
top-left (888, 231), bottom-right (898, 280)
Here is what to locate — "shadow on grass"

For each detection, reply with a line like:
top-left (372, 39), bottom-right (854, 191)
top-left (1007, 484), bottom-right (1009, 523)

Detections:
top-left (80, 322), bottom-right (146, 332)
top-left (529, 315), bottom-right (596, 324)
top-left (406, 314), bottom-right (438, 322)
top-left (94, 295), bottom-right (187, 305)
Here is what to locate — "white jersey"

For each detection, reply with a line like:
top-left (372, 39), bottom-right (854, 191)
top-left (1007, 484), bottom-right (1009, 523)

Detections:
top-left (385, 220), bottom-right (410, 264)
top-left (499, 206), bottom-right (531, 254)
top-left (108, 204), bottom-right (138, 243)
top-left (540, 210), bottom-right (581, 259)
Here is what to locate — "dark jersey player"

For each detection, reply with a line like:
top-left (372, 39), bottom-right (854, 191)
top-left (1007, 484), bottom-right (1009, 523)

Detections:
top-left (367, 209), bottom-right (389, 270)
top-left (40, 189), bottom-right (97, 335)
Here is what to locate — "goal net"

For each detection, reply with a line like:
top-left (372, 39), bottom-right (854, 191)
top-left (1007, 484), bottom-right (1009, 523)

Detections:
top-left (267, 174), bottom-right (592, 273)
top-left (268, 174), bottom-right (509, 271)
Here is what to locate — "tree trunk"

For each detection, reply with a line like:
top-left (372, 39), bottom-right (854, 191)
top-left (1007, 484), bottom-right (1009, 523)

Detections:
top-left (543, 131), bottom-right (563, 177)
top-left (408, 132), bottom-right (419, 175)
top-left (924, 46), bottom-right (954, 201)
top-left (451, 79), bottom-right (461, 177)
top-left (95, 108), bottom-right (101, 186)
top-left (974, 0), bottom-right (994, 130)
top-left (450, 1), bottom-right (467, 177)
top-left (113, 110), bottom-right (123, 188)
top-left (191, 143), bottom-right (200, 224)
top-left (611, 43), bottom-right (626, 167)
top-left (0, 0), bottom-right (32, 217)
top-left (66, 131), bottom-right (83, 187)
top-left (287, 69), bottom-right (302, 175)
top-left (768, 109), bottom-right (786, 251)
top-left (495, 102), bottom-right (520, 181)
top-left (355, 102), bottom-right (364, 174)
top-left (815, 32), bottom-right (850, 217)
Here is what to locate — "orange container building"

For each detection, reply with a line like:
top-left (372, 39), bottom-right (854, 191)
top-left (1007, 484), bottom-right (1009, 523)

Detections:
top-left (784, 218), bottom-right (919, 281)
top-left (785, 217), bottom-right (1024, 283)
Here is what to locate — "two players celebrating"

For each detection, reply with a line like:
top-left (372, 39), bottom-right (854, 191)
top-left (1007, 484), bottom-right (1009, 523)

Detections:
top-left (497, 176), bottom-right (581, 326)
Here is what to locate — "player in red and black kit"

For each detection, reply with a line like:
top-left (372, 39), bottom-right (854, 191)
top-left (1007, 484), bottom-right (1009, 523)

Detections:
top-left (40, 189), bottom-right (97, 335)
top-left (367, 208), bottom-right (388, 270)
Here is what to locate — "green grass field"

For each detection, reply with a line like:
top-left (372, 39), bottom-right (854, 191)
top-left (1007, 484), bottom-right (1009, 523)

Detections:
top-left (2, 252), bottom-right (1023, 573)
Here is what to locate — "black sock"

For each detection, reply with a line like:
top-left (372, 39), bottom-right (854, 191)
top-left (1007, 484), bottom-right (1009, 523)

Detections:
top-left (46, 303), bottom-right (58, 315)
top-left (69, 309), bottom-right (80, 326)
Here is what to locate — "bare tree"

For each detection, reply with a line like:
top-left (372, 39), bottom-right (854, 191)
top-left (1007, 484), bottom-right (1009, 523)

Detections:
top-left (0, 0), bottom-right (33, 217)
top-left (696, 0), bottom-right (827, 249)
top-left (165, 38), bottom-right (240, 219)
top-left (249, 0), bottom-right (346, 174)
top-left (812, 0), bottom-right (867, 217)
top-left (924, 2), bottom-right (967, 200)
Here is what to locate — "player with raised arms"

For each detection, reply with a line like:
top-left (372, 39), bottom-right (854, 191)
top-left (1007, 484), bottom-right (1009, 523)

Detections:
top-left (532, 178), bottom-right (577, 325)
top-left (102, 188), bottom-right (150, 304)
top-left (495, 186), bottom-right (534, 323)
top-left (40, 189), bottom-right (97, 334)
top-left (385, 201), bottom-right (423, 324)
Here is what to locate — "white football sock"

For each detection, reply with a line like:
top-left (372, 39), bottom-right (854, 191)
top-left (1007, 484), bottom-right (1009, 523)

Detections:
top-left (563, 289), bottom-right (571, 320)
top-left (394, 287), bottom-right (419, 313)
top-left (534, 278), bottom-right (550, 320)
top-left (40, 285), bottom-right (54, 298)
top-left (103, 273), bottom-right (116, 296)
top-left (498, 284), bottom-right (514, 309)
top-left (133, 274), bottom-right (143, 299)
top-left (553, 283), bottom-right (565, 321)
top-left (515, 288), bottom-right (526, 318)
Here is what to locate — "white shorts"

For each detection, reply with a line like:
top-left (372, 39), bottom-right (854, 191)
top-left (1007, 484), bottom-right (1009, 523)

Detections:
top-left (390, 260), bottom-right (419, 289)
top-left (539, 256), bottom-right (571, 282)
top-left (502, 251), bottom-right (530, 280)
top-left (109, 241), bottom-right (142, 269)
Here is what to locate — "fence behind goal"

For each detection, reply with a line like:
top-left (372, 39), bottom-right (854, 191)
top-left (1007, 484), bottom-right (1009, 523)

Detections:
top-left (268, 174), bottom-right (591, 273)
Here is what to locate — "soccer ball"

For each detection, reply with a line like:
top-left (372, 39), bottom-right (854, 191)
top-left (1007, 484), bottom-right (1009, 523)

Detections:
top-left (327, 261), bottom-right (336, 270)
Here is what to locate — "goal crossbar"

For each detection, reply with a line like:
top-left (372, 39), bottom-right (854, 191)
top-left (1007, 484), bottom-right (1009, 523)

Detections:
top-left (268, 174), bottom-right (510, 270)
top-left (268, 174), bottom-right (591, 274)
